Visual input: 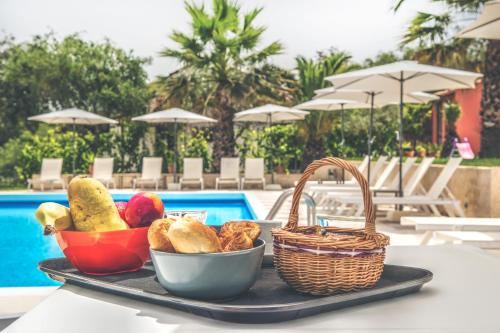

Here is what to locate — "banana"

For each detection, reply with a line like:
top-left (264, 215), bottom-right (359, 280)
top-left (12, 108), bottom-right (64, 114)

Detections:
top-left (35, 202), bottom-right (74, 235)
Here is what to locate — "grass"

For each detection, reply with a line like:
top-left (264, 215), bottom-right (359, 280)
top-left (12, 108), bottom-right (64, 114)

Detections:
top-left (433, 158), bottom-right (500, 167)
top-left (347, 157), bottom-right (500, 167)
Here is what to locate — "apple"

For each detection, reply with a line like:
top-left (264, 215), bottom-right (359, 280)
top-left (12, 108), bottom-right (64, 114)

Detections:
top-left (115, 201), bottom-right (128, 221)
top-left (125, 192), bottom-right (164, 228)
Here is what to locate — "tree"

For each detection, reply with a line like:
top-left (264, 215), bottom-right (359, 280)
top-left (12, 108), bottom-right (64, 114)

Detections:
top-left (395, 0), bottom-right (500, 157)
top-left (0, 33), bottom-right (152, 179)
top-left (158, 0), bottom-right (296, 170)
top-left (295, 50), bottom-right (354, 168)
top-left (0, 33), bottom-right (151, 145)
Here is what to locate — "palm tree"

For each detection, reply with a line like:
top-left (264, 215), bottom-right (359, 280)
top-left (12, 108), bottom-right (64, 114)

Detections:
top-left (295, 51), bottom-right (354, 168)
top-left (158, 0), bottom-right (295, 170)
top-left (395, 0), bottom-right (500, 157)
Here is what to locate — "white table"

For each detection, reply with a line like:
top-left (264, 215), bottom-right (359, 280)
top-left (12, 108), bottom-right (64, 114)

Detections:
top-left (5, 246), bottom-right (500, 332)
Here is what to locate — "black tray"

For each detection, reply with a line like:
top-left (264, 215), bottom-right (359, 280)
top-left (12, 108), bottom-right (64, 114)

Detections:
top-left (39, 258), bottom-right (432, 323)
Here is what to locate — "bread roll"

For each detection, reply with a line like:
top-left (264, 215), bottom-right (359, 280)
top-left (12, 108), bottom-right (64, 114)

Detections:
top-left (168, 219), bottom-right (222, 253)
top-left (148, 218), bottom-right (176, 252)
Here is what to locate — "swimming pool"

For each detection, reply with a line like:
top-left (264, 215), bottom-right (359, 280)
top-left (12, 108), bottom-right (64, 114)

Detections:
top-left (0, 193), bottom-right (256, 287)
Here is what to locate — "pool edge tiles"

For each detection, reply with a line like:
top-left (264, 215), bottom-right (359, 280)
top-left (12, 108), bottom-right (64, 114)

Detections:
top-left (0, 192), bottom-right (258, 219)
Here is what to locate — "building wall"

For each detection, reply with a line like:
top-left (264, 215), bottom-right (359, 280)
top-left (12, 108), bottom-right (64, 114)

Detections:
top-left (453, 81), bottom-right (483, 153)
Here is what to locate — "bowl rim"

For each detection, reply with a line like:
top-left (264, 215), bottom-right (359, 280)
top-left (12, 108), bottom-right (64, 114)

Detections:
top-left (150, 238), bottom-right (265, 257)
top-left (58, 226), bottom-right (149, 236)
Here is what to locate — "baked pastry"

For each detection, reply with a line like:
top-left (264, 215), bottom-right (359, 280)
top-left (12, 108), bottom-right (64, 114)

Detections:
top-left (222, 230), bottom-right (253, 252)
top-left (148, 218), bottom-right (176, 252)
top-left (220, 221), bottom-right (261, 242)
top-left (168, 219), bottom-right (222, 253)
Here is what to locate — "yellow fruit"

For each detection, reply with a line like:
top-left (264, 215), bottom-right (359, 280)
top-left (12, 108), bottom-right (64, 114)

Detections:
top-left (68, 176), bottom-right (128, 232)
top-left (35, 202), bottom-right (74, 235)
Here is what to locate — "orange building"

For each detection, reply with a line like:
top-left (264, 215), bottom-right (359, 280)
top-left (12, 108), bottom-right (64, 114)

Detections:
top-left (432, 80), bottom-right (483, 154)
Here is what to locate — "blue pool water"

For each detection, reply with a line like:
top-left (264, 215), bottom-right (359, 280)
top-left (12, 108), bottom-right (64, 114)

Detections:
top-left (0, 193), bottom-right (256, 287)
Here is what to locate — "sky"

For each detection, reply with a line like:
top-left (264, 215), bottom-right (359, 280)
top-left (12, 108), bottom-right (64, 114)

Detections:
top-left (0, 0), bottom-right (446, 80)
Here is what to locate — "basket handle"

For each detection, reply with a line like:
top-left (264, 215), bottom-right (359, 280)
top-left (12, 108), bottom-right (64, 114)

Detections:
top-left (286, 157), bottom-right (376, 236)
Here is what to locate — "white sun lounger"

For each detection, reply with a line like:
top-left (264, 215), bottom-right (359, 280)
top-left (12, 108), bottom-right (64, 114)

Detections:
top-left (132, 157), bottom-right (163, 190)
top-left (241, 158), bottom-right (265, 189)
top-left (180, 158), bottom-right (204, 190)
top-left (216, 157), bottom-right (240, 189)
top-left (27, 158), bottom-right (65, 191)
top-left (310, 157), bottom-right (403, 194)
top-left (295, 156), bottom-right (388, 191)
top-left (330, 157), bottom-right (463, 217)
top-left (401, 217), bottom-right (500, 245)
top-left (92, 157), bottom-right (115, 189)
top-left (318, 157), bottom-right (431, 209)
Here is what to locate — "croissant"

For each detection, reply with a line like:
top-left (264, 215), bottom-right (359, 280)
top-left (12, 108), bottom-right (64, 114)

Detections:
top-left (222, 230), bottom-right (253, 252)
top-left (220, 221), bottom-right (261, 242)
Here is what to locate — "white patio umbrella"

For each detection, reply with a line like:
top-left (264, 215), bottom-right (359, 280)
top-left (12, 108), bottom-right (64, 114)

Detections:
top-left (295, 98), bottom-right (369, 183)
top-left (294, 98), bottom-right (369, 146)
top-left (312, 89), bottom-right (439, 183)
top-left (457, 1), bottom-right (500, 39)
top-left (234, 104), bottom-right (309, 184)
top-left (132, 108), bottom-right (216, 182)
top-left (325, 61), bottom-right (482, 196)
top-left (28, 108), bottom-right (118, 175)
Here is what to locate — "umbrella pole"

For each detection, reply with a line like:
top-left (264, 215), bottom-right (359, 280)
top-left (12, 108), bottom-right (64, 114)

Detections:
top-left (268, 114), bottom-right (274, 185)
top-left (367, 92), bottom-right (375, 185)
top-left (173, 120), bottom-right (178, 183)
top-left (398, 71), bottom-right (404, 197)
top-left (72, 118), bottom-right (76, 177)
top-left (340, 104), bottom-right (345, 183)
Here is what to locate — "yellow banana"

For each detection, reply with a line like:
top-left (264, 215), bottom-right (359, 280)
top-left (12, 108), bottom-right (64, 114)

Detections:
top-left (35, 202), bottom-right (74, 235)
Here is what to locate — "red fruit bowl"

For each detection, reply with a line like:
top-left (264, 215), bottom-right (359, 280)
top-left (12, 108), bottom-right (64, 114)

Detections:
top-left (55, 227), bottom-right (150, 275)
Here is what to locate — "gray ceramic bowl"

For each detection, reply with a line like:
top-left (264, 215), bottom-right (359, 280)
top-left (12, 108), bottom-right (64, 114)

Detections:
top-left (150, 239), bottom-right (265, 300)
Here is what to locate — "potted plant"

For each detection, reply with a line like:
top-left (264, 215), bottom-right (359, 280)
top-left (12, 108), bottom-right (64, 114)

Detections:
top-left (275, 164), bottom-right (286, 174)
top-left (415, 144), bottom-right (426, 158)
top-left (426, 143), bottom-right (442, 157)
top-left (403, 142), bottom-right (414, 157)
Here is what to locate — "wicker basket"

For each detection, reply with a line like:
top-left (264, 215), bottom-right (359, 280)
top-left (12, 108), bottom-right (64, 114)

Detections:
top-left (272, 157), bottom-right (390, 295)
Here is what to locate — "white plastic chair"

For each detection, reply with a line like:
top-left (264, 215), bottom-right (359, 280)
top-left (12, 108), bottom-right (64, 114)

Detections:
top-left (132, 157), bottom-right (163, 190)
top-left (180, 158), bottom-right (204, 190)
top-left (92, 157), bottom-right (115, 189)
top-left (216, 157), bottom-right (240, 190)
top-left (27, 158), bottom-right (65, 191)
top-left (241, 158), bottom-right (265, 189)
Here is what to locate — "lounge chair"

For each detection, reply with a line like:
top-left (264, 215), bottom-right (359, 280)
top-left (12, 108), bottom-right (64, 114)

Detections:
top-left (241, 158), bottom-right (265, 189)
top-left (330, 157), bottom-right (463, 217)
top-left (321, 157), bottom-right (434, 215)
top-left (310, 157), bottom-right (401, 193)
top-left (367, 155), bottom-right (389, 186)
top-left (401, 217), bottom-right (500, 245)
top-left (27, 158), bottom-right (65, 191)
top-left (310, 157), bottom-right (416, 209)
top-left (180, 158), bottom-right (204, 190)
top-left (92, 157), bottom-right (115, 189)
top-left (132, 157), bottom-right (163, 190)
top-left (300, 155), bottom-right (372, 188)
top-left (215, 157), bottom-right (240, 190)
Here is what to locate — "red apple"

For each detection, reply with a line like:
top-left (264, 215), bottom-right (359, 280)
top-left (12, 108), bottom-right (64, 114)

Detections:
top-left (125, 192), bottom-right (164, 228)
top-left (115, 201), bottom-right (128, 221)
